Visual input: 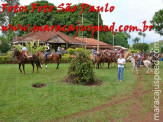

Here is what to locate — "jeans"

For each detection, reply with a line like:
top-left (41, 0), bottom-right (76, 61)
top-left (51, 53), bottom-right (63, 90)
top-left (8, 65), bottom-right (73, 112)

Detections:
top-left (44, 51), bottom-right (50, 61)
top-left (118, 67), bottom-right (124, 81)
top-left (137, 60), bottom-right (141, 67)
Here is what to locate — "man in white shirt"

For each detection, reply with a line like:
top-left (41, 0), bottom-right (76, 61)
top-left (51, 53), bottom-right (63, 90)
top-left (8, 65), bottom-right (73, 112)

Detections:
top-left (117, 54), bottom-right (126, 82)
top-left (22, 44), bottom-right (28, 58)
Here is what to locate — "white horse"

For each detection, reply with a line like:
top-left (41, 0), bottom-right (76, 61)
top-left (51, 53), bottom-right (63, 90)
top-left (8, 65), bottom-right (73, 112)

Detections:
top-left (127, 55), bottom-right (152, 75)
top-left (127, 55), bottom-right (138, 74)
top-left (143, 59), bottom-right (152, 75)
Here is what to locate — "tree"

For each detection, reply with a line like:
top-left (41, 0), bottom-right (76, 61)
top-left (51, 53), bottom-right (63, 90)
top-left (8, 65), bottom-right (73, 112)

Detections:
top-left (10, 1), bottom-right (128, 47)
top-left (67, 52), bottom-right (95, 84)
top-left (150, 9), bottom-right (163, 36)
top-left (0, 36), bottom-right (10, 53)
top-left (138, 32), bottom-right (142, 43)
top-left (11, 2), bottom-right (103, 38)
top-left (12, 1), bottom-right (57, 36)
top-left (133, 43), bottom-right (149, 52)
top-left (133, 37), bottom-right (140, 44)
top-left (123, 32), bottom-right (131, 46)
top-left (0, 0), bottom-right (20, 36)
top-left (142, 33), bottom-right (146, 43)
top-left (100, 31), bottom-right (129, 48)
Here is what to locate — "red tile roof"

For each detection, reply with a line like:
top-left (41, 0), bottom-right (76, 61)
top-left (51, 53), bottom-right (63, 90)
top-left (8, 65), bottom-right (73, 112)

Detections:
top-left (75, 37), bottom-right (112, 49)
top-left (13, 31), bottom-right (85, 44)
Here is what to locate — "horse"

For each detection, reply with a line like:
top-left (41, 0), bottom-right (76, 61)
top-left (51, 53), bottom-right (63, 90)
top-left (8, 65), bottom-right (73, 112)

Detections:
top-left (110, 53), bottom-right (118, 68)
top-left (126, 51), bottom-right (152, 75)
top-left (103, 51), bottom-right (118, 69)
top-left (13, 49), bottom-right (41, 74)
top-left (36, 51), bottom-right (61, 69)
top-left (90, 51), bottom-right (106, 69)
top-left (127, 55), bottom-right (139, 74)
top-left (96, 52), bottom-right (106, 69)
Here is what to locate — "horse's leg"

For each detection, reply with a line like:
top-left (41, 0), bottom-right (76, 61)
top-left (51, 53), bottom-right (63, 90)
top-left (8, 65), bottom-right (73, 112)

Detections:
top-left (56, 62), bottom-right (59, 69)
top-left (132, 66), bottom-right (134, 73)
top-left (102, 62), bottom-right (104, 69)
top-left (36, 63), bottom-right (39, 73)
top-left (41, 61), bottom-right (43, 68)
top-left (22, 64), bottom-right (25, 74)
top-left (100, 62), bottom-right (102, 68)
top-left (136, 66), bottom-right (138, 75)
top-left (19, 63), bottom-right (22, 73)
top-left (31, 62), bottom-right (34, 73)
top-left (56, 59), bottom-right (60, 69)
top-left (108, 61), bottom-right (110, 69)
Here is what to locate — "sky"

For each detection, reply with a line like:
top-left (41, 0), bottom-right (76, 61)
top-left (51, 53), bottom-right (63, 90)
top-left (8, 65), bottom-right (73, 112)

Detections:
top-left (0, 0), bottom-right (163, 44)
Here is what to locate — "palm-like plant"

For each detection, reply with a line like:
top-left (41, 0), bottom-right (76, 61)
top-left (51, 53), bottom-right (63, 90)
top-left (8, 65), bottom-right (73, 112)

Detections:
top-left (142, 33), bottom-right (146, 43)
top-left (138, 32), bottom-right (142, 43)
top-left (12, 41), bottom-right (46, 53)
top-left (133, 37), bottom-right (140, 44)
top-left (123, 32), bottom-right (131, 46)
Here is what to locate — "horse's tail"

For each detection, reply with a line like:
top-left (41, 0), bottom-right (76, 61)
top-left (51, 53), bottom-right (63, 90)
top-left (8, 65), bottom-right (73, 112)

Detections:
top-left (37, 58), bottom-right (42, 69)
top-left (35, 55), bottom-right (42, 69)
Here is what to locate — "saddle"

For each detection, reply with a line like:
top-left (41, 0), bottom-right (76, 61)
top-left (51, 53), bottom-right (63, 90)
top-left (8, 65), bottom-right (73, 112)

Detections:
top-left (22, 52), bottom-right (32, 58)
top-left (28, 53), bottom-right (33, 58)
top-left (47, 52), bottom-right (53, 56)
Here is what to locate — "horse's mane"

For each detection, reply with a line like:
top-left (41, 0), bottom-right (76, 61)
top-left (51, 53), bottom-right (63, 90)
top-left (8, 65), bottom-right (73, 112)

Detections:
top-left (124, 51), bottom-right (131, 59)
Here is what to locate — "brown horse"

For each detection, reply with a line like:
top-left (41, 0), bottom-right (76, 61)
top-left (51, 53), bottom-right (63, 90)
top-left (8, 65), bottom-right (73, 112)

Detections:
top-left (103, 51), bottom-right (118, 69)
top-left (13, 49), bottom-right (41, 74)
top-left (36, 51), bottom-right (61, 69)
top-left (90, 51), bottom-right (106, 69)
top-left (96, 52), bottom-right (106, 69)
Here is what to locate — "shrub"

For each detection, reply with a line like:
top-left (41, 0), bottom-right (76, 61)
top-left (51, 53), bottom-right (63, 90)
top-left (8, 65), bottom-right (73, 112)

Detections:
top-left (75, 48), bottom-right (84, 53)
top-left (67, 48), bottom-right (75, 54)
top-left (0, 36), bottom-right (10, 53)
top-left (161, 46), bottom-right (163, 53)
top-left (67, 52), bottom-right (94, 84)
top-left (129, 49), bottom-right (141, 53)
top-left (0, 56), bottom-right (11, 64)
top-left (133, 43), bottom-right (149, 52)
top-left (61, 54), bottom-right (72, 63)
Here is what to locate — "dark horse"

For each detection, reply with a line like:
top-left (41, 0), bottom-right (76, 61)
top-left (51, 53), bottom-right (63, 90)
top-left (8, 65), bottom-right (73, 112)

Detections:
top-left (13, 49), bottom-right (41, 74)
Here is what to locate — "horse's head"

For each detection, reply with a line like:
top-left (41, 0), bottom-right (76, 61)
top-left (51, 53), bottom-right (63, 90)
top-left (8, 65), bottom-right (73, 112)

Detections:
top-left (36, 51), bottom-right (43, 56)
top-left (127, 56), bottom-right (132, 61)
top-left (13, 49), bottom-right (21, 58)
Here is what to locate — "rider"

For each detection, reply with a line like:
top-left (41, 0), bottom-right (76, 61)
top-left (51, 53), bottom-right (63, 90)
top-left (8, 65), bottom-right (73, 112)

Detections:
top-left (92, 47), bottom-right (96, 62)
top-left (56, 46), bottom-right (62, 58)
top-left (44, 43), bottom-right (50, 61)
top-left (137, 51), bottom-right (142, 68)
top-left (22, 44), bottom-right (28, 58)
top-left (56, 46), bottom-right (61, 55)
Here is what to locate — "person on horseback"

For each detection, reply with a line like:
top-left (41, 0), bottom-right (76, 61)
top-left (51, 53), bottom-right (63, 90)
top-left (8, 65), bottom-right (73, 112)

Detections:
top-left (56, 46), bottom-right (61, 55)
top-left (92, 47), bottom-right (96, 62)
top-left (22, 43), bottom-right (28, 58)
top-left (137, 52), bottom-right (142, 68)
top-left (44, 43), bottom-right (50, 61)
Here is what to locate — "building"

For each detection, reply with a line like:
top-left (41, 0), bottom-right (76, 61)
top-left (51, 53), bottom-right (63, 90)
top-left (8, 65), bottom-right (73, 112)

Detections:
top-left (12, 31), bottom-right (85, 49)
top-left (75, 37), bottom-right (112, 49)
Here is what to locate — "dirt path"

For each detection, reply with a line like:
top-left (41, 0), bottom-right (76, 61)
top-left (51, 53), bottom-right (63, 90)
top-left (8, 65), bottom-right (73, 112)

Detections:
top-left (125, 72), bottom-right (144, 122)
top-left (59, 73), bottom-right (152, 121)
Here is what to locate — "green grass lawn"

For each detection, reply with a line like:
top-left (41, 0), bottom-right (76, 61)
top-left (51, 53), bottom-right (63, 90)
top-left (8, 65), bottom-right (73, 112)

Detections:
top-left (0, 62), bottom-right (163, 121)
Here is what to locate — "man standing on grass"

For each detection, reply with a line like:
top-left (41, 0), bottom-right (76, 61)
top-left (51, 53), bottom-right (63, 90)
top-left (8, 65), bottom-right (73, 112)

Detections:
top-left (117, 54), bottom-right (126, 82)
